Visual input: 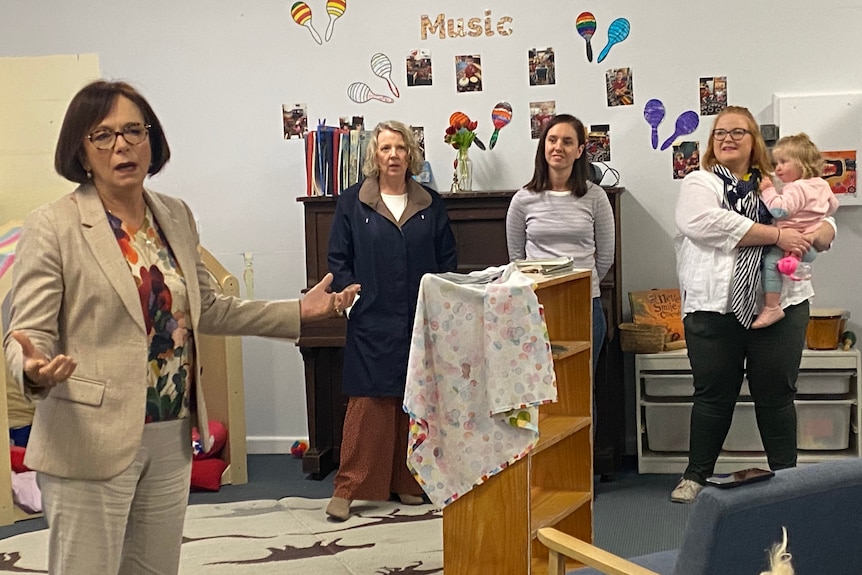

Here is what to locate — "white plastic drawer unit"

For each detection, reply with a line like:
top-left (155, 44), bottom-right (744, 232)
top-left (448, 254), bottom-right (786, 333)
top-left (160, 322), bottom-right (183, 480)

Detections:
top-left (644, 399), bottom-right (854, 452)
top-left (642, 371), bottom-right (854, 397)
top-left (639, 348), bottom-right (856, 397)
top-left (636, 348), bottom-right (862, 474)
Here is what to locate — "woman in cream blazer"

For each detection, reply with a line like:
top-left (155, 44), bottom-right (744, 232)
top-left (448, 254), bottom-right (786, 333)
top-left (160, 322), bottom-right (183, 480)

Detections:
top-left (3, 80), bottom-right (358, 575)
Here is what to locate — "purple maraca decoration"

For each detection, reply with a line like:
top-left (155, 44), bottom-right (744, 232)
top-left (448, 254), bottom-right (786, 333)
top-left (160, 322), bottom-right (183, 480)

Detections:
top-left (643, 99), bottom-right (666, 150)
top-left (660, 111), bottom-right (700, 151)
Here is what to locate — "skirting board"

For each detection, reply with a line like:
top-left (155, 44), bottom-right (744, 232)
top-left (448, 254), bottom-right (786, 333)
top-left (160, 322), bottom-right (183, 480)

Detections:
top-left (247, 436), bottom-right (309, 454)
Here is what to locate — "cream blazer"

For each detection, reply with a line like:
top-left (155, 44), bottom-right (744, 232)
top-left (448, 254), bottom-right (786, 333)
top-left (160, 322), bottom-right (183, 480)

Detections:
top-left (3, 184), bottom-right (301, 480)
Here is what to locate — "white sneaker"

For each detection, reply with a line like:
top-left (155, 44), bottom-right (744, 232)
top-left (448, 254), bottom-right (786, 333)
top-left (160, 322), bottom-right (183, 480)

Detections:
top-left (670, 478), bottom-right (703, 504)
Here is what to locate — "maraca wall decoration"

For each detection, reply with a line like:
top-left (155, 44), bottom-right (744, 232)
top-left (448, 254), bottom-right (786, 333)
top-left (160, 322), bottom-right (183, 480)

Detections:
top-left (575, 12), bottom-right (596, 63)
top-left (660, 111), bottom-right (699, 151)
top-left (643, 99), bottom-right (666, 150)
top-left (489, 102), bottom-right (513, 149)
top-left (643, 99), bottom-right (700, 152)
top-left (291, 2), bottom-right (322, 45)
top-left (574, 13), bottom-right (631, 64)
top-left (347, 82), bottom-right (393, 104)
top-left (291, 0), bottom-right (347, 44)
top-left (325, 0), bottom-right (346, 42)
top-left (448, 112), bottom-right (486, 150)
top-left (597, 17), bottom-right (630, 63)
top-left (370, 52), bottom-right (399, 98)
top-left (347, 52), bottom-right (400, 105)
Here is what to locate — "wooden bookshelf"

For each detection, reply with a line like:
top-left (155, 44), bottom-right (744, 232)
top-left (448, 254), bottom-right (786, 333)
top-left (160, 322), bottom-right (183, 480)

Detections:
top-left (442, 269), bottom-right (594, 574)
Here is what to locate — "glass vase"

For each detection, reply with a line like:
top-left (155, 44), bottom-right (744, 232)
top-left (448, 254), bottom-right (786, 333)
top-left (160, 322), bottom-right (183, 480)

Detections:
top-left (456, 148), bottom-right (473, 192)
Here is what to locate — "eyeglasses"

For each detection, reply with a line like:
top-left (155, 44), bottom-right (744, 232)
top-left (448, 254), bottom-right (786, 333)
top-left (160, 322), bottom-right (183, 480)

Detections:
top-left (86, 124), bottom-right (151, 150)
top-left (712, 128), bottom-right (750, 142)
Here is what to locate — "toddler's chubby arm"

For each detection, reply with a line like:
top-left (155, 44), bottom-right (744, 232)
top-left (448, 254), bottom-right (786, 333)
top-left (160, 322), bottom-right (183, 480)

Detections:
top-left (759, 177), bottom-right (802, 220)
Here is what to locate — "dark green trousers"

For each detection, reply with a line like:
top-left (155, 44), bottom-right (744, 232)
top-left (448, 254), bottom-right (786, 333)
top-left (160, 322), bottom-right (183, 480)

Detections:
top-left (682, 302), bottom-right (808, 483)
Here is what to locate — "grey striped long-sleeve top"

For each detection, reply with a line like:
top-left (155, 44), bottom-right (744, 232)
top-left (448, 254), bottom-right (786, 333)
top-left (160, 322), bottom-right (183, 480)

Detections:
top-left (505, 182), bottom-right (615, 298)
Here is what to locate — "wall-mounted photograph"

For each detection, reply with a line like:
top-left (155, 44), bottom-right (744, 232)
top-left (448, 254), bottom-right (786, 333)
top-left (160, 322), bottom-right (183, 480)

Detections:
top-left (528, 47), bottom-right (555, 86)
top-left (406, 49), bottom-right (432, 87)
top-left (455, 54), bottom-right (482, 93)
top-left (529, 100), bottom-right (556, 139)
top-left (699, 76), bottom-right (727, 115)
top-left (606, 67), bottom-right (633, 107)
top-left (672, 141), bottom-right (700, 180)
top-left (282, 103), bottom-right (308, 139)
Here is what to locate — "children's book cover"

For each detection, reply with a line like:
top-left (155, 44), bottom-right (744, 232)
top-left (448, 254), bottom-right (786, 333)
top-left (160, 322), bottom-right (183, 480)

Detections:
top-left (822, 150), bottom-right (857, 195)
top-left (629, 289), bottom-right (684, 342)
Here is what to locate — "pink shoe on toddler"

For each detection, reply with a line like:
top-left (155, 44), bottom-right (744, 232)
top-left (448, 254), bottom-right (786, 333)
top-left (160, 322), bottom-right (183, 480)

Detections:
top-left (752, 305), bottom-right (785, 329)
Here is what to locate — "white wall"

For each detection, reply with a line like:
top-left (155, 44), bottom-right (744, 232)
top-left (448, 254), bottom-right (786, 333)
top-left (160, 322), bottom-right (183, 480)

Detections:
top-left (3, 0), bottom-right (861, 452)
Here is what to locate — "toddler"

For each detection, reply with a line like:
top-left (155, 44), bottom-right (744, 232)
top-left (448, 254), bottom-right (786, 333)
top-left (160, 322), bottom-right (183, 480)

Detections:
top-left (753, 133), bottom-right (838, 328)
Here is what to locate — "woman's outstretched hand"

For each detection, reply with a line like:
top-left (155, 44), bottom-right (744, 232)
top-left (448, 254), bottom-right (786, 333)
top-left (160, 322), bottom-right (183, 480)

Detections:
top-left (10, 331), bottom-right (76, 390)
top-left (300, 273), bottom-right (361, 321)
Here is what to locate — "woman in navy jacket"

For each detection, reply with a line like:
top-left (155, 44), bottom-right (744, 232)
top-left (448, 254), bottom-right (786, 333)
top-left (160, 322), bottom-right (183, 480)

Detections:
top-left (326, 120), bottom-right (457, 520)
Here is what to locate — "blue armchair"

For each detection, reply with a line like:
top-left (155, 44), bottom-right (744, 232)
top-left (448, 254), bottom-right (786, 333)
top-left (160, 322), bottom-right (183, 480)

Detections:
top-left (539, 458), bottom-right (862, 575)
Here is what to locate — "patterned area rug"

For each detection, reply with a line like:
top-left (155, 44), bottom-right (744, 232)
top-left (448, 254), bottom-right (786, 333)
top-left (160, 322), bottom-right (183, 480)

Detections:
top-left (0, 498), bottom-right (443, 574)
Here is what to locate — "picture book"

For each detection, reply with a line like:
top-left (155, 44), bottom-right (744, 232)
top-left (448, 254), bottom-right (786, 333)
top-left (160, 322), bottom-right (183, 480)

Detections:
top-left (628, 288), bottom-right (684, 343)
top-left (822, 150), bottom-right (857, 195)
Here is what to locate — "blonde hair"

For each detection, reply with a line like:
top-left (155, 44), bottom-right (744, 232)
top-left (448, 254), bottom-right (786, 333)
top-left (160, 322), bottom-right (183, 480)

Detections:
top-left (701, 106), bottom-right (772, 176)
top-left (772, 133), bottom-right (824, 179)
top-left (759, 527), bottom-right (794, 575)
top-left (361, 120), bottom-right (424, 179)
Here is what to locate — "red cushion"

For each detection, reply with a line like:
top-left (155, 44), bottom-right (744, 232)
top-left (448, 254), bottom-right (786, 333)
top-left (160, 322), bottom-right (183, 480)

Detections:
top-left (191, 420), bottom-right (228, 460)
top-left (190, 458), bottom-right (228, 491)
top-left (10, 446), bottom-right (30, 473)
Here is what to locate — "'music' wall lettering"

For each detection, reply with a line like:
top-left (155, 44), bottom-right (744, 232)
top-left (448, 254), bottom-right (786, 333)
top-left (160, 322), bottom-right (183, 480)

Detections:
top-left (420, 10), bottom-right (513, 40)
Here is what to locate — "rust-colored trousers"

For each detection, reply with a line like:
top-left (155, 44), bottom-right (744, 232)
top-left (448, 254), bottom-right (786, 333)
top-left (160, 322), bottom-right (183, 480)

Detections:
top-left (332, 396), bottom-right (424, 500)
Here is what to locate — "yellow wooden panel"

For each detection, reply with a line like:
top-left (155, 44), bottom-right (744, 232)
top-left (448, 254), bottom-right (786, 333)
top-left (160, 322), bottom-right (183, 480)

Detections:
top-left (0, 54), bottom-right (100, 221)
top-left (443, 457), bottom-right (530, 575)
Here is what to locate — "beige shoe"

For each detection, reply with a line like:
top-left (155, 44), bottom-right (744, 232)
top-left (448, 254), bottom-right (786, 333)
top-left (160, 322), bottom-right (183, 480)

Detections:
top-left (752, 305), bottom-right (785, 329)
top-left (325, 496), bottom-right (352, 521)
top-left (398, 493), bottom-right (425, 505)
top-left (670, 478), bottom-right (703, 504)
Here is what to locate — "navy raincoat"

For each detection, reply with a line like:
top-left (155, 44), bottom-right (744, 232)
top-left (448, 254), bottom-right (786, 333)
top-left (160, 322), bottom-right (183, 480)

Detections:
top-left (328, 178), bottom-right (457, 397)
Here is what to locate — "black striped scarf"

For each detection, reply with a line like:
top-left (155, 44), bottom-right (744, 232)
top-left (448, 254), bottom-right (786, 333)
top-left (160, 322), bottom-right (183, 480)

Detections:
top-left (713, 165), bottom-right (772, 328)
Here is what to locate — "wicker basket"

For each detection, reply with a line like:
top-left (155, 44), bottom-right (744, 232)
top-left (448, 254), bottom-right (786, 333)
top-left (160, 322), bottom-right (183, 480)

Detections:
top-left (619, 323), bottom-right (666, 353)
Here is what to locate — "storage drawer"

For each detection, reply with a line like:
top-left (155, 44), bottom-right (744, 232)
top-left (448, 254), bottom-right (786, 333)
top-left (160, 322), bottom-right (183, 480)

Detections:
top-left (642, 374), bottom-right (693, 397)
top-left (797, 399), bottom-right (853, 450)
top-left (642, 402), bottom-right (764, 452)
top-left (796, 371), bottom-right (853, 395)
top-left (644, 399), bottom-right (854, 452)
top-left (642, 370), bottom-right (853, 398)
top-left (644, 402), bottom-right (692, 452)
top-left (722, 402), bottom-right (762, 451)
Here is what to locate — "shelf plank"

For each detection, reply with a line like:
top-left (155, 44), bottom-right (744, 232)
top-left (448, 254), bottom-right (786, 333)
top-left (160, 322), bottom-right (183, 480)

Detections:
top-left (551, 340), bottom-right (591, 360)
top-left (529, 487), bottom-right (591, 536)
top-left (535, 415), bottom-right (591, 454)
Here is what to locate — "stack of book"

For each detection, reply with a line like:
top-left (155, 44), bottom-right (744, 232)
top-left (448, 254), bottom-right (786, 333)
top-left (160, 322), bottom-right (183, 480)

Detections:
top-left (304, 124), bottom-right (372, 196)
top-left (514, 256), bottom-right (575, 276)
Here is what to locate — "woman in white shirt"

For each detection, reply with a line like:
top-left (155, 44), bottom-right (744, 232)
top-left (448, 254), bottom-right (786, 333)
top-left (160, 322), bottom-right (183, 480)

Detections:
top-left (672, 106), bottom-right (835, 504)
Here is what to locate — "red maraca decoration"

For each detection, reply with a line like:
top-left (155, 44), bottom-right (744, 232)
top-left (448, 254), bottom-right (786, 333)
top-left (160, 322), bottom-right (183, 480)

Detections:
top-left (489, 102), bottom-right (513, 149)
top-left (449, 112), bottom-right (486, 150)
top-left (291, 2), bottom-right (322, 45)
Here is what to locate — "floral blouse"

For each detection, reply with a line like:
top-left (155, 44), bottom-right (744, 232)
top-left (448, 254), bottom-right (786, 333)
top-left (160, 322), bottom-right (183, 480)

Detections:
top-left (109, 207), bottom-right (194, 423)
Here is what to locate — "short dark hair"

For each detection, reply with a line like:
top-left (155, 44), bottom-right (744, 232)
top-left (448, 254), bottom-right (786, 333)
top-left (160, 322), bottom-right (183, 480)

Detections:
top-left (54, 80), bottom-right (171, 183)
top-left (524, 114), bottom-right (590, 197)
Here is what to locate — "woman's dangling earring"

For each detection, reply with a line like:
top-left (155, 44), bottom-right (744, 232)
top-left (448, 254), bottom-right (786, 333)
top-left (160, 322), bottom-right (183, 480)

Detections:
top-left (87, 170), bottom-right (92, 179)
